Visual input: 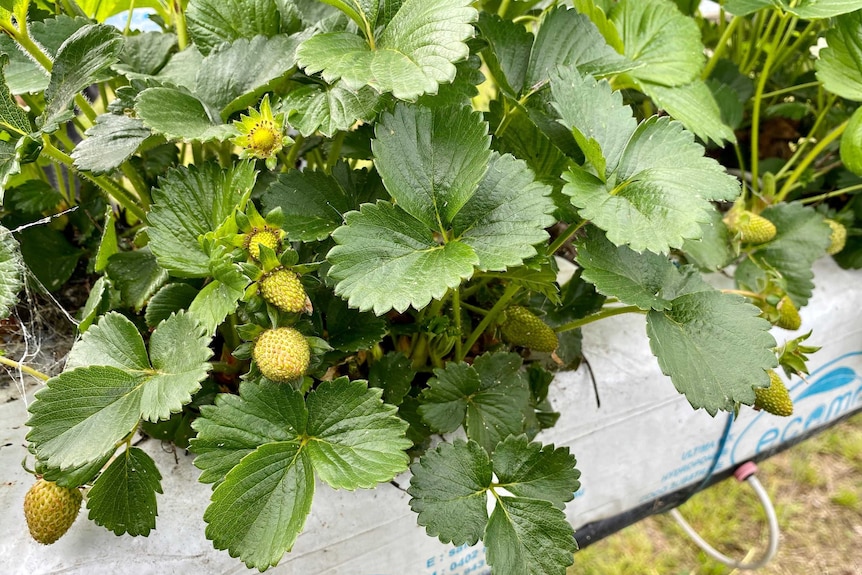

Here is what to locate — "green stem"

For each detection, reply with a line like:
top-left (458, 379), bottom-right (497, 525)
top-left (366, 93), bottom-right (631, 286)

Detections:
top-left (284, 134), bottom-right (303, 171)
top-left (773, 93), bottom-right (835, 181)
top-left (775, 119), bottom-right (847, 203)
top-left (411, 334), bottom-right (429, 370)
top-left (722, 288), bottom-right (764, 300)
top-left (750, 13), bottom-right (795, 193)
top-left (0, 355), bottom-right (49, 381)
top-left (124, 0), bottom-right (136, 35)
top-left (460, 302), bottom-right (489, 316)
top-left (54, 161), bottom-right (70, 205)
top-left (703, 16), bottom-right (741, 80)
top-left (74, 94), bottom-right (97, 125)
top-left (494, 98), bottom-right (515, 138)
top-left (121, 162), bottom-right (151, 208)
top-left (19, 92), bottom-right (43, 116)
top-left (546, 220), bottom-right (586, 256)
top-left (452, 288), bottom-right (463, 361)
top-left (172, 0), bottom-right (188, 50)
top-left (800, 184), bottom-right (862, 205)
top-left (326, 131), bottom-right (346, 173)
top-left (497, 0), bottom-right (512, 18)
top-left (555, 305), bottom-right (644, 334)
top-left (458, 282), bottom-right (520, 362)
top-left (771, 20), bottom-right (818, 73)
top-left (41, 139), bottom-right (148, 222)
top-left (10, 26), bottom-right (53, 70)
top-left (760, 81), bottom-right (821, 99)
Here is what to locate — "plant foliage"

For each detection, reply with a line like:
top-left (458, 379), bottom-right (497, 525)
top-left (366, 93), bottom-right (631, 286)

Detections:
top-left (1, 0), bottom-right (856, 572)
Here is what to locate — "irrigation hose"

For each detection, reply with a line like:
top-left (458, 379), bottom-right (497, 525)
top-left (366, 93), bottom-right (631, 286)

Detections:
top-left (669, 462), bottom-right (780, 570)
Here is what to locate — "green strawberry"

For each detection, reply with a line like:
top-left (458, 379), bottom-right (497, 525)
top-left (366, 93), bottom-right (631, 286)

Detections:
top-left (725, 210), bottom-right (777, 244)
top-left (500, 306), bottom-right (558, 353)
top-left (245, 227), bottom-right (281, 260)
top-left (775, 295), bottom-right (801, 330)
top-left (754, 370), bottom-right (793, 416)
top-left (23, 479), bottom-right (82, 544)
top-left (260, 268), bottom-right (307, 313)
top-left (253, 327), bottom-right (310, 382)
top-left (825, 219), bottom-right (847, 255)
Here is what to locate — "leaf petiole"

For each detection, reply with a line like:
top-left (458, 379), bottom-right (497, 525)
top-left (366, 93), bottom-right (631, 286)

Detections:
top-left (0, 355), bottom-right (49, 381)
top-left (554, 305), bottom-right (644, 334)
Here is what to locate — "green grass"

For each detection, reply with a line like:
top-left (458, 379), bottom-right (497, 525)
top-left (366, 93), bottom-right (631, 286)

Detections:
top-left (830, 488), bottom-right (860, 510)
top-left (568, 413), bottom-right (862, 575)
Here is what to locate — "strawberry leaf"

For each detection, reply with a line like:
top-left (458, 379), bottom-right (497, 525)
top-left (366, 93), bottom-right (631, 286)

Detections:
top-left (71, 113), bottom-right (151, 174)
top-left (192, 378), bottom-right (410, 570)
top-left (575, 226), bottom-right (680, 311)
top-left (0, 54), bottom-right (31, 136)
top-left (550, 66), bottom-right (636, 179)
top-left (524, 5), bottom-right (633, 91)
top-left (418, 352), bottom-right (531, 454)
top-left (328, 200), bottom-right (480, 314)
top-left (27, 366), bottom-right (145, 469)
top-left (409, 436), bottom-right (580, 575)
top-left (134, 87), bottom-right (236, 142)
top-left (40, 24), bottom-right (124, 132)
top-left (609, 0), bottom-right (702, 87)
top-left (188, 279), bottom-right (244, 337)
top-left (86, 446), bottom-right (163, 536)
top-left (0, 223), bottom-right (23, 320)
top-left (329, 104), bottom-right (554, 314)
top-left (475, 13), bottom-right (533, 97)
top-left (148, 161), bottom-right (256, 277)
top-left (646, 276), bottom-right (778, 415)
top-left (186, 0), bottom-right (299, 55)
top-left (279, 82), bottom-right (381, 137)
top-left (104, 249), bottom-right (169, 312)
top-left (261, 164), bottom-right (385, 242)
top-left (485, 497), bottom-right (577, 575)
top-left (296, 0), bottom-right (476, 101)
top-left (408, 439), bottom-right (492, 546)
top-left (195, 36), bottom-right (300, 119)
top-left (452, 153), bottom-right (556, 271)
top-left (492, 435), bottom-right (580, 509)
top-left (735, 204), bottom-right (832, 308)
top-left (304, 379), bottom-right (412, 489)
top-left (205, 442), bottom-right (313, 571)
top-left (192, 380), bottom-right (306, 486)
top-left (66, 311), bottom-right (150, 370)
top-left (561, 115), bottom-right (739, 254)
top-left (605, 0), bottom-right (733, 144)
top-left (816, 10), bottom-right (862, 101)
top-left (638, 79), bottom-right (736, 145)
top-left (372, 104), bottom-right (491, 231)
top-left (27, 312), bottom-right (212, 468)
top-left (725, 0), bottom-right (862, 18)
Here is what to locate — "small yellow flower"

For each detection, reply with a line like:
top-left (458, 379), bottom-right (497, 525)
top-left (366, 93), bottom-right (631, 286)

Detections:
top-left (233, 95), bottom-right (291, 169)
top-left (229, 202), bottom-right (285, 262)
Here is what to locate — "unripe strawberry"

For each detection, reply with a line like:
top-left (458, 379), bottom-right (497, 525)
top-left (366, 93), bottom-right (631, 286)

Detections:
top-left (245, 227), bottom-right (281, 260)
top-left (775, 295), bottom-right (801, 330)
top-left (725, 210), bottom-right (776, 244)
top-left (825, 219), bottom-right (847, 255)
top-left (500, 306), bottom-right (558, 353)
top-left (23, 479), bottom-right (82, 545)
top-left (260, 268), bottom-right (306, 313)
top-left (253, 327), bottom-right (310, 382)
top-left (754, 370), bottom-right (793, 416)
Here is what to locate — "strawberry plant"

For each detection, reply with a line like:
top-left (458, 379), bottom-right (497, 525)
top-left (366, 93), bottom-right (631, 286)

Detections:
top-left (0, 0), bottom-right (860, 573)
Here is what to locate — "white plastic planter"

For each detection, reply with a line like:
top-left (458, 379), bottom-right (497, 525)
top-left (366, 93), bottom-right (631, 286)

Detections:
top-left (1, 257), bottom-right (860, 574)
